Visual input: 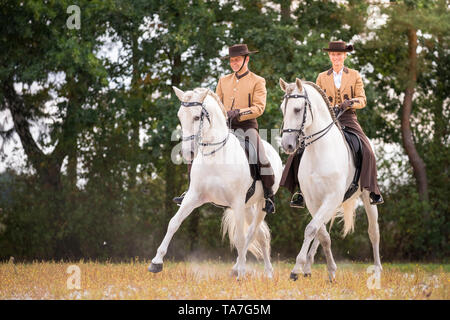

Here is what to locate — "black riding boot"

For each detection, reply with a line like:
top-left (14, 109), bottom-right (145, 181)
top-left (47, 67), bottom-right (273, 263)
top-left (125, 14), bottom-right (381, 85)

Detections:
top-left (290, 191), bottom-right (305, 208)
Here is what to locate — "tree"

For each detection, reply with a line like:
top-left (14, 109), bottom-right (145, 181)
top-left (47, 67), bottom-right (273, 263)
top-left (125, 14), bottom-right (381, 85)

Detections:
top-left (354, 0), bottom-right (449, 203)
top-left (0, 0), bottom-right (111, 191)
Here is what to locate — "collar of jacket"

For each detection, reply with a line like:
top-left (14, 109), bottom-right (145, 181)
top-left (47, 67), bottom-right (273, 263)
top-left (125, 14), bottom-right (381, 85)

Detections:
top-left (327, 67), bottom-right (348, 76)
top-left (235, 70), bottom-right (250, 80)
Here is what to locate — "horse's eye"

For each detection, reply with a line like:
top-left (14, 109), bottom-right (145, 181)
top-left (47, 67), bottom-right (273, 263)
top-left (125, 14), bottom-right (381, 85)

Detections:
top-left (193, 116), bottom-right (200, 121)
top-left (294, 108), bottom-right (301, 114)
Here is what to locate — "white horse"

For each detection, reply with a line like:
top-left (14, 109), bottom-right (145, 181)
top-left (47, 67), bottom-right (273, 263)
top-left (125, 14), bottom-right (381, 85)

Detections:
top-left (149, 87), bottom-right (283, 279)
top-left (279, 78), bottom-right (382, 281)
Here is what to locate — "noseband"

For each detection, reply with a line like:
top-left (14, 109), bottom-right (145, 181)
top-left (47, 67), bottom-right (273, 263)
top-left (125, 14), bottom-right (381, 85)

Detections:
top-left (180, 100), bottom-right (229, 156)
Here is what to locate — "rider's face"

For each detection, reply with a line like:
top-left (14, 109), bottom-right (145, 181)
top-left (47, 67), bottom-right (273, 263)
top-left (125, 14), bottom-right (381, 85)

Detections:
top-left (328, 52), bottom-right (347, 70)
top-left (229, 55), bottom-right (248, 72)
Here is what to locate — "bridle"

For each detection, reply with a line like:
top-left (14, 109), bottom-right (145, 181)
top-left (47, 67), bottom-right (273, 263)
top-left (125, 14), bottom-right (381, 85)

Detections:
top-left (180, 100), bottom-right (229, 156)
top-left (281, 87), bottom-right (345, 151)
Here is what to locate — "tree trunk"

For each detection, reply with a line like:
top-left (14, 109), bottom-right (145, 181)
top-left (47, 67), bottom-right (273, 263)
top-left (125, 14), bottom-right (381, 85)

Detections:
top-left (3, 80), bottom-right (62, 190)
top-left (280, 0), bottom-right (291, 24)
top-left (401, 28), bottom-right (429, 202)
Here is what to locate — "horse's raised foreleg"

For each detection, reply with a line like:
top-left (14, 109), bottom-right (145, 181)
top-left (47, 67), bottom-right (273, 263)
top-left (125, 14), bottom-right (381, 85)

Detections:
top-left (361, 191), bottom-right (382, 273)
top-left (149, 190), bottom-right (203, 273)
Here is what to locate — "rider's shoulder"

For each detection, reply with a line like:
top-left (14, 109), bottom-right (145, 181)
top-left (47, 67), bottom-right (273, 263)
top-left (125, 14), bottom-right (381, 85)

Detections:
top-left (318, 67), bottom-right (360, 77)
top-left (249, 72), bottom-right (266, 84)
top-left (345, 67), bottom-right (361, 77)
top-left (219, 73), bottom-right (235, 82)
top-left (319, 68), bottom-right (333, 78)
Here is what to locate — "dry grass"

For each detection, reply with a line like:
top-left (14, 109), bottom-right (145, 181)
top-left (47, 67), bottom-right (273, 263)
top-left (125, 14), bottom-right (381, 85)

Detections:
top-left (0, 260), bottom-right (448, 300)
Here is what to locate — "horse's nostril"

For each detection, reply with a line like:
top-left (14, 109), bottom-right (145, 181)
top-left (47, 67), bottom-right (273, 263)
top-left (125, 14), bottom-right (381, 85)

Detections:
top-left (288, 144), bottom-right (293, 151)
top-left (190, 151), bottom-right (194, 158)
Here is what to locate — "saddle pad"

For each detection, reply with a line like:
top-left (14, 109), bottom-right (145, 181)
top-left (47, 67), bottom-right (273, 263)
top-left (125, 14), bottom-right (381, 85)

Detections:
top-left (342, 128), bottom-right (363, 201)
top-left (232, 131), bottom-right (261, 181)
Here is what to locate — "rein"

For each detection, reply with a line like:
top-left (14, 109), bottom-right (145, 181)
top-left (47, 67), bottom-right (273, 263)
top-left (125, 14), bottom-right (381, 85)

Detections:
top-left (181, 100), bottom-right (229, 156)
top-left (281, 87), bottom-right (347, 151)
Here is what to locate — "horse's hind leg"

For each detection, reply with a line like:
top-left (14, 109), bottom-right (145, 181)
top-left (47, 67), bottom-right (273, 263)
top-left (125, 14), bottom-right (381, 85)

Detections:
top-left (230, 204), bottom-right (247, 280)
top-left (290, 196), bottom-right (339, 280)
top-left (302, 224), bottom-right (337, 281)
top-left (317, 225), bottom-right (337, 281)
top-left (303, 236), bottom-right (320, 277)
top-left (149, 190), bottom-right (203, 273)
top-left (250, 201), bottom-right (273, 278)
top-left (361, 191), bottom-right (382, 273)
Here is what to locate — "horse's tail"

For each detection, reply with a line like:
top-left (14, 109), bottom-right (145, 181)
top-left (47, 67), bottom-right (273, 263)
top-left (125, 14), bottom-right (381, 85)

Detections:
top-left (221, 208), bottom-right (269, 259)
top-left (341, 198), bottom-right (357, 237)
top-left (332, 199), bottom-right (357, 237)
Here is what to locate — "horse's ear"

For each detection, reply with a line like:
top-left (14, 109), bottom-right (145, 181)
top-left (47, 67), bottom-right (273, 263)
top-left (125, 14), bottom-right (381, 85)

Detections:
top-left (295, 78), bottom-right (303, 91)
top-left (199, 88), bottom-right (209, 102)
top-left (172, 86), bottom-right (185, 101)
top-left (279, 78), bottom-right (288, 92)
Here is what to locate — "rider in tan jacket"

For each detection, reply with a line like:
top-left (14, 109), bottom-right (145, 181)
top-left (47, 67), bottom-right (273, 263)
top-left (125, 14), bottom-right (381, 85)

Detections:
top-left (281, 41), bottom-right (383, 207)
top-left (174, 44), bottom-right (276, 213)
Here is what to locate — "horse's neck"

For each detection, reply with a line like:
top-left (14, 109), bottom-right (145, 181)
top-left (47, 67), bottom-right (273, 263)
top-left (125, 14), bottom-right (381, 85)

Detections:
top-left (303, 85), bottom-right (344, 152)
top-left (303, 85), bottom-right (332, 135)
top-left (199, 96), bottom-right (229, 144)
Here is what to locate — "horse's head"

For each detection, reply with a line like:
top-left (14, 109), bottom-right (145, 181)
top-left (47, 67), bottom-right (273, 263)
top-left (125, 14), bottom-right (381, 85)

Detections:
top-left (279, 78), bottom-right (313, 154)
top-left (173, 86), bottom-right (227, 161)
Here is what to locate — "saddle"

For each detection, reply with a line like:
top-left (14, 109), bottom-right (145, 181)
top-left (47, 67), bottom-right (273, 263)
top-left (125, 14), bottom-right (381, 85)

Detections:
top-left (342, 128), bottom-right (363, 202)
top-left (232, 131), bottom-right (261, 203)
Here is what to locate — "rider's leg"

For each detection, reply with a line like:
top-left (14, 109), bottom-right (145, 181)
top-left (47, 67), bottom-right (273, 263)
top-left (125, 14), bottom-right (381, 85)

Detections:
top-left (246, 128), bottom-right (276, 214)
top-left (173, 162), bottom-right (191, 205)
top-left (290, 148), bottom-right (305, 208)
top-left (339, 113), bottom-right (383, 205)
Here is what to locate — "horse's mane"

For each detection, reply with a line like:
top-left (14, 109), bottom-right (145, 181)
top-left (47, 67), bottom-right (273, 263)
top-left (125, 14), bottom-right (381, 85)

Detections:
top-left (303, 81), bottom-right (342, 131)
top-left (206, 90), bottom-right (227, 119)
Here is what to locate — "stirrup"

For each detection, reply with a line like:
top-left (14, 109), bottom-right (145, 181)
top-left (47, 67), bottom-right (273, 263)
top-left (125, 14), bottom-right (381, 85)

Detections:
top-left (263, 197), bottom-right (276, 214)
top-left (290, 191), bottom-right (305, 208)
top-left (172, 191), bottom-right (186, 206)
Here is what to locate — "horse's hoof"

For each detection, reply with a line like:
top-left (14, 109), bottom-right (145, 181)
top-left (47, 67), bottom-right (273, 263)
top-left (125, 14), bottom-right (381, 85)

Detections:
top-left (290, 272), bottom-right (299, 281)
top-left (148, 263), bottom-right (163, 273)
top-left (328, 274), bottom-right (336, 283)
top-left (303, 273), bottom-right (311, 278)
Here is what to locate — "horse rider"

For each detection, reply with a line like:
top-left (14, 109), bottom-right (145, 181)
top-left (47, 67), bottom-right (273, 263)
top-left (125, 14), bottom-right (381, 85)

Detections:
top-left (173, 44), bottom-right (276, 214)
top-left (281, 40), bottom-right (384, 207)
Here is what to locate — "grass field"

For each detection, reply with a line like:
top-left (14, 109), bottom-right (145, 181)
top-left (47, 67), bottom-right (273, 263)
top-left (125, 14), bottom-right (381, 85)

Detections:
top-left (0, 260), bottom-right (448, 300)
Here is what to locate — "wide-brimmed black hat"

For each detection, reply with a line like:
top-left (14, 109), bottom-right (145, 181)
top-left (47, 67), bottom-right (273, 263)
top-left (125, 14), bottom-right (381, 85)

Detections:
top-left (221, 44), bottom-right (258, 59)
top-left (323, 41), bottom-right (354, 52)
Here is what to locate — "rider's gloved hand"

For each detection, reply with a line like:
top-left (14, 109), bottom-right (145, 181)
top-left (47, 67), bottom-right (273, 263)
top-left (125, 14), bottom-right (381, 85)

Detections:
top-left (339, 99), bottom-right (354, 110)
top-left (227, 109), bottom-right (240, 120)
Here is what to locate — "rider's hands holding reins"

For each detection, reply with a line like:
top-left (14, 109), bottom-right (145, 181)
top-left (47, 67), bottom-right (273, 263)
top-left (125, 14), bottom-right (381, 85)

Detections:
top-left (340, 99), bottom-right (354, 110)
top-left (227, 109), bottom-right (240, 120)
